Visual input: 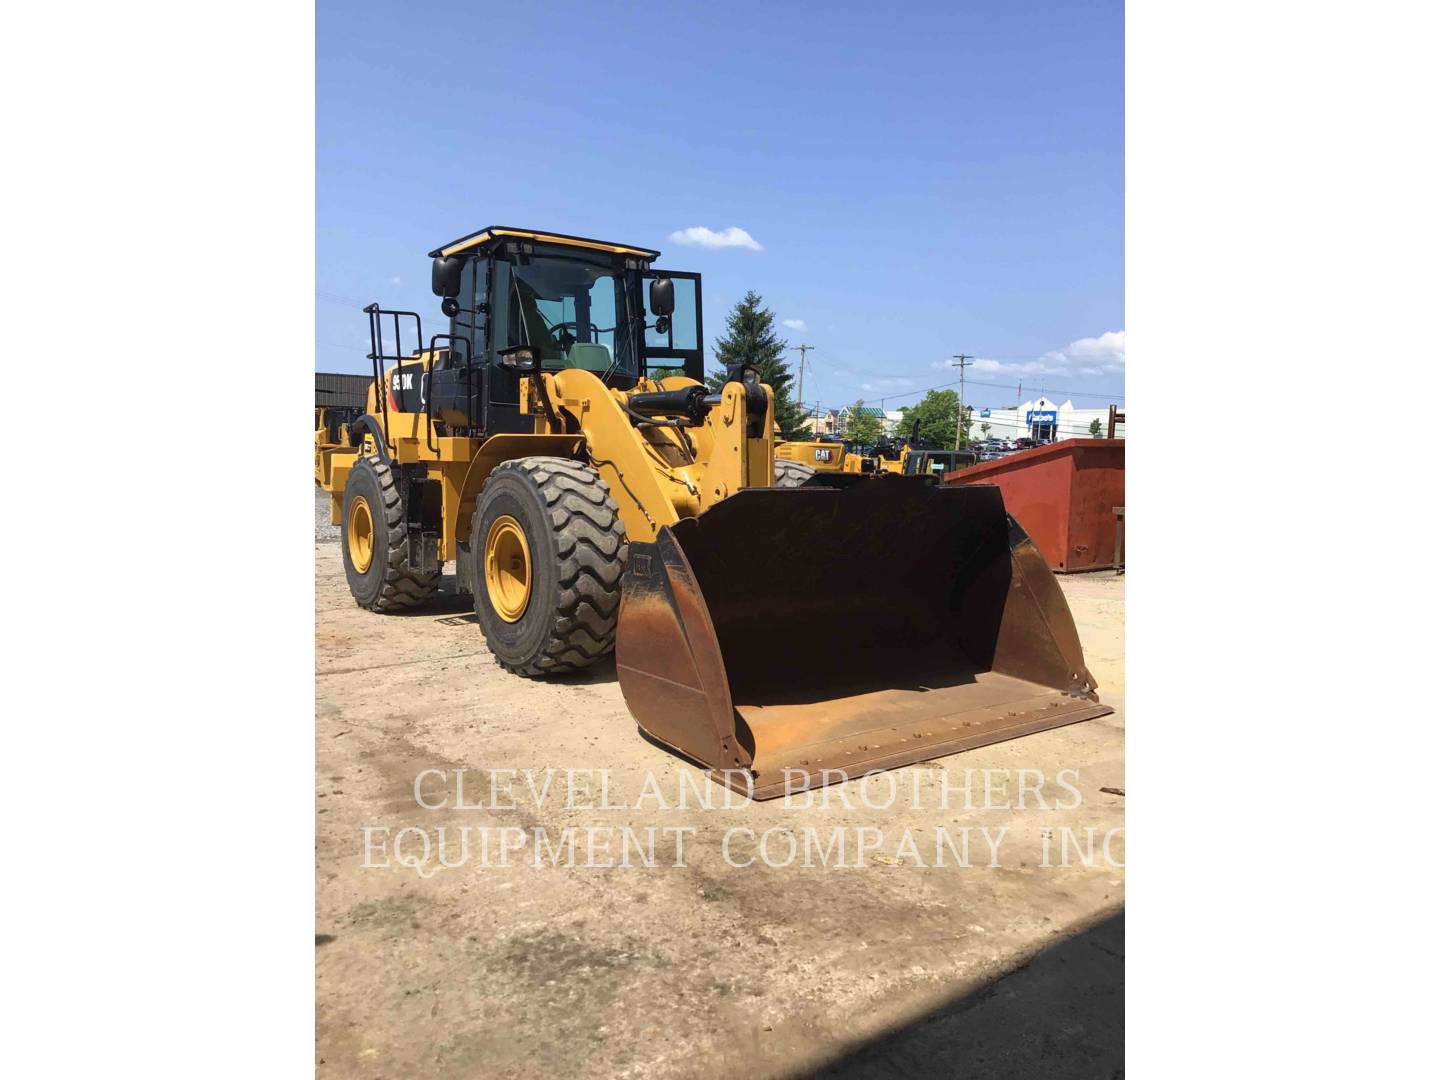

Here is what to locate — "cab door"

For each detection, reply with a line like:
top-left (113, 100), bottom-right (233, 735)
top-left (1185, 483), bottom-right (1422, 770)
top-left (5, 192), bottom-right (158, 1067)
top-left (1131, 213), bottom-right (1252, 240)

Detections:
top-left (639, 270), bottom-right (704, 382)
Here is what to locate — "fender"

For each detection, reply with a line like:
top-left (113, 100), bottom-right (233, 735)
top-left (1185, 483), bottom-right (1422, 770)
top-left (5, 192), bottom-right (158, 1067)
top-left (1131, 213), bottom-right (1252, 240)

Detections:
top-left (446, 433), bottom-right (587, 562)
top-left (349, 415), bottom-right (393, 465)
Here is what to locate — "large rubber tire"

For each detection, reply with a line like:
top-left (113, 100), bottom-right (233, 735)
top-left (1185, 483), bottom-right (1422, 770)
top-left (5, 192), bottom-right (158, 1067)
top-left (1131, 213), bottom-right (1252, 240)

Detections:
top-left (341, 455), bottom-right (441, 612)
top-left (774, 459), bottom-right (817, 487)
top-left (471, 457), bottom-right (627, 677)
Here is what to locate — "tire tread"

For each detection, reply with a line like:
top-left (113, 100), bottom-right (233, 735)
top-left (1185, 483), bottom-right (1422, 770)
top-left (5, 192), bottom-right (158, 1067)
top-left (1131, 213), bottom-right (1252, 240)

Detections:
top-left (774, 459), bottom-right (817, 487)
top-left (351, 456), bottom-right (441, 612)
top-left (486, 457), bottom-right (627, 677)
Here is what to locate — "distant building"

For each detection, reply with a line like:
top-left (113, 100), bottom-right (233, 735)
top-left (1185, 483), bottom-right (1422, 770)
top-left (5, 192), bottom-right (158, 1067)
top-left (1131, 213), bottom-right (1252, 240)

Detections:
top-left (316, 372), bottom-right (371, 409)
top-left (801, 407), bottom-right (839, 436)
top-left (972, 398), bottom-right (1125, 443)
top-left (837, 404), bottom-right (887, 437)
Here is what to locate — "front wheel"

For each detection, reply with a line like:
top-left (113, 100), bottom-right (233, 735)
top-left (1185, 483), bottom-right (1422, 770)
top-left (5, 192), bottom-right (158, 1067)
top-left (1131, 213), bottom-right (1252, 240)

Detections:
top-left (471, 457), bottom-right (627, 676)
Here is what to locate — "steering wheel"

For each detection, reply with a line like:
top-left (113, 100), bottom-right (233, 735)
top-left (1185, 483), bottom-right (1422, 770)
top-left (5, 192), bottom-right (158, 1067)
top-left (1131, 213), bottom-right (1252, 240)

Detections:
top-left (545, 320), bottom-right (601, 351)
top-left (547, 320), bottom-right (601, 336)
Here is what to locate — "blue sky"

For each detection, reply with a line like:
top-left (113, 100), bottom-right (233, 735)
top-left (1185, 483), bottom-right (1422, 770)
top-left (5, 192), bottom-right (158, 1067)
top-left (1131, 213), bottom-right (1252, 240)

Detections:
top-left (317, 0), bottom-right (1123, 412)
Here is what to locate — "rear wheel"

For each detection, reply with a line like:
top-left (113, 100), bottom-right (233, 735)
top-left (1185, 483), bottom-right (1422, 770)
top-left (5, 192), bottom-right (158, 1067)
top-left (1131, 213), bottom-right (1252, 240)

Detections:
top-left (472, 457), bottom-right (627, 676)
top-left (774, 459), bottom-right (816, 487)
top-left (341, 456), bottom-right (441, 611)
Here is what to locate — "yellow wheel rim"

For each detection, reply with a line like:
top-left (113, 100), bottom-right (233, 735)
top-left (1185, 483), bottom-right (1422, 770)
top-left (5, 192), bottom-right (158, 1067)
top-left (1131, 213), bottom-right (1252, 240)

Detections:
top-left (485, 515), bottom-right (532, 622)
top-left (348, 497), bottom-right (374, 573)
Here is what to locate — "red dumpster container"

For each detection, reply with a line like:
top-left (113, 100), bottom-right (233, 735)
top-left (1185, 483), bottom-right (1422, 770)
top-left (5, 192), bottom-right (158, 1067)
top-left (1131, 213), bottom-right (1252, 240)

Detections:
top-left (944, 439), bottom-right (1125, 572)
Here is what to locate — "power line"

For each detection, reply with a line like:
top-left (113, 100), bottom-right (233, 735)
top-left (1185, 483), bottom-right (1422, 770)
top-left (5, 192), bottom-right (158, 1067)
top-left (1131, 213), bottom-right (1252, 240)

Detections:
top-left (316, 289), bottom-right (371, 308)
top-left (848, 373), bottom-right (1124, 410)
top-left (969, 377), bottom-right (1122, 401)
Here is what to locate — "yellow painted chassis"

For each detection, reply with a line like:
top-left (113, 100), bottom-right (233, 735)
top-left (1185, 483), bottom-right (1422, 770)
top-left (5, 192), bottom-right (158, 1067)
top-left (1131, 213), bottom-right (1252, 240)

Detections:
top-left (773, 438), bottom-right (863, 474)
top-left (320, 360), bottom-right (777, 562)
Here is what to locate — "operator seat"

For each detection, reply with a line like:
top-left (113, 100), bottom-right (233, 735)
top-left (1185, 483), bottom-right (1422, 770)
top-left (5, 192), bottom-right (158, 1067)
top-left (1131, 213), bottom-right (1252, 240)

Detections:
top-left (564, 342), bottom-right (612, 372)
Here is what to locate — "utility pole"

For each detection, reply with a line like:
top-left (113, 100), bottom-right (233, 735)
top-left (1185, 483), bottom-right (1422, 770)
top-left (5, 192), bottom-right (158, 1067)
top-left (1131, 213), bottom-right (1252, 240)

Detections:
top-left (791, 345), bottom-right (815, 411)
top-left (951, 354), bottom-right (973, 449)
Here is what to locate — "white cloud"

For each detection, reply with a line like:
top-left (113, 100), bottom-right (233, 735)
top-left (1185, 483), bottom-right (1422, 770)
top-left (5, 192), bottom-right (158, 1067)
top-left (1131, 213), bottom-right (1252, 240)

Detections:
top-left (972, 331), bottom-right (1125, 378)
top-left (667, 226), bottom-right (763, 251)
top-left (857, 376), bottom-right (917, 396)
top-left (390, 276), bottom-right (403, 287)
top-left (782, 318), bottom-right (807, 331)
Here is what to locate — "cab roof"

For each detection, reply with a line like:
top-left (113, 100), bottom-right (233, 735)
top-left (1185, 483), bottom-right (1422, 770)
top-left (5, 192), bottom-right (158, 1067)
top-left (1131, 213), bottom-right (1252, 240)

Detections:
top-left (428, 226), bottom-right (661, 260)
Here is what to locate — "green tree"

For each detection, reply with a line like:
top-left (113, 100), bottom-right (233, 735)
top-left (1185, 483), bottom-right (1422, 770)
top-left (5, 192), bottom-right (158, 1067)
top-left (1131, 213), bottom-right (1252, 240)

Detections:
top-left (1089, 417), bottom-right (1103, 438)
top-left (845, 400), bottom-right (883, 444)
top-left (705, 291), bottom-right (805, 437)
top-left (895, 388), bottom-right (960, 448)
top-left (980, 422), bottom-right (992, 440)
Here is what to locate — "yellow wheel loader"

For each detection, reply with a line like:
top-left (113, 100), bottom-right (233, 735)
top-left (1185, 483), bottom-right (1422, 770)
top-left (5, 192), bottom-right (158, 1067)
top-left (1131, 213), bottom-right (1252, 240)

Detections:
top-left (314, 404), bottom-right (360, 488)
top-left (319, 226), bottom-right (1111, 798)
top-left (773, 436), bottom-right (863, 479)
top-left (860, 422), bottom-right (978, 478)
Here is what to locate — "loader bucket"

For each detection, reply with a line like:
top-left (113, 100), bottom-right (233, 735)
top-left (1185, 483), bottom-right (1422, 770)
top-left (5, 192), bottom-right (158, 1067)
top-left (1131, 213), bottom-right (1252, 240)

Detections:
top-left (616, 478), bottom-right (1114, 800)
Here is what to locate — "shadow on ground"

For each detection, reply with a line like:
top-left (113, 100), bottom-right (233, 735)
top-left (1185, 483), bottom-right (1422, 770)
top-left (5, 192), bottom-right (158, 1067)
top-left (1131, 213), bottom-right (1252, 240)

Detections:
top-left (549, 653), bottom-right (618, 685)
top-left (801, 909), bottom-right (1124, 1079)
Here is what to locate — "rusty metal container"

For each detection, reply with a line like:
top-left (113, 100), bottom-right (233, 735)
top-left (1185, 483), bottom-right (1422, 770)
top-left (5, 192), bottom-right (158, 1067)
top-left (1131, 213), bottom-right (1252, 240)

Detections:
top-left (945, 439), bottom-right (1125, 572)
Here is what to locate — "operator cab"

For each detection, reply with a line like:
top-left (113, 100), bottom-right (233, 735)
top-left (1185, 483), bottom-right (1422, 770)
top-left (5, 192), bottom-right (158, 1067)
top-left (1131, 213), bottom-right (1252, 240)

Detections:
top-left (903, 448), bottom-right (979, 479)
top-left (504, 257), bottom-right (628, 375)
top-left (423, 227), bottom-right (703, 436)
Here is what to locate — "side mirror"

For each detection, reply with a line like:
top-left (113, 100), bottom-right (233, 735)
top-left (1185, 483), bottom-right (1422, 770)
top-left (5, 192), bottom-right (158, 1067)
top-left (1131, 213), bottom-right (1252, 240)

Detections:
top-left (432, 256), bottom-right (464, 298)
top-left (496, 345), bottom-right (540, 373)
top-left (649, 277), bottom-right (675, 317)
top-left (440, 297), bottom-right (460, 318)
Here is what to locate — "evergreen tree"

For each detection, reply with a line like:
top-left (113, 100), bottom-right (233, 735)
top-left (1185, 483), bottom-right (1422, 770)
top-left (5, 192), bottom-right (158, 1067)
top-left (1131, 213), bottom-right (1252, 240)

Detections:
top-left (706, 291), bottom-right (806, 437)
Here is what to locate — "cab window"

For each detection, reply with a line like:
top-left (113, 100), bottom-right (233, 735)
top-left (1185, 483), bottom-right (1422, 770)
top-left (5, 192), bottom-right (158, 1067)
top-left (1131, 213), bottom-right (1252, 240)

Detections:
top-left (506, 256), bottom-right (636, 377)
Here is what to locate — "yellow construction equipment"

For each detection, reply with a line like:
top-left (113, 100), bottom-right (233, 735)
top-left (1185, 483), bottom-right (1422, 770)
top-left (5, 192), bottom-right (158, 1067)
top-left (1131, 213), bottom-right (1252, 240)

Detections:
top-left (773, 436), bottom-right (863, 479)
top-left (904, 446), bottom-right (979, 477)
top-left (318, 225), bottom-right (1111, 798)
top-left (870, 431), bottom-right (911, 475)
top-left (314, 404), bottom-right (360, 488)
top-left (859, 423), bottom-right (978, 478)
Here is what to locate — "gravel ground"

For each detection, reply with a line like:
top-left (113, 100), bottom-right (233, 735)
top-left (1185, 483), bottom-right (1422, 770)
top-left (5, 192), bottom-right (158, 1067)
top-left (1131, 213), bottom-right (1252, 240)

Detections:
top-left (316, 488), bottom-right (340, 542)
top-left (314, 482), bottom-right (1125, 1078)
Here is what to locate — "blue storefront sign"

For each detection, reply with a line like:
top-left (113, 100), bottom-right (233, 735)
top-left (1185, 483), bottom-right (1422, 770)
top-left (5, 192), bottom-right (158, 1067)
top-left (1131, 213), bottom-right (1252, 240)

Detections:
top-left (1026, 410), bottom-right (1058, 425)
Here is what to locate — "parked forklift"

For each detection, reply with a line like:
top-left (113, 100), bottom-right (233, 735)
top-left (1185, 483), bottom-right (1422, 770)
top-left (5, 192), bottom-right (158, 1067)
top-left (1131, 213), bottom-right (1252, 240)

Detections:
top-left (317, 226), bottom-right (1110, 798)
